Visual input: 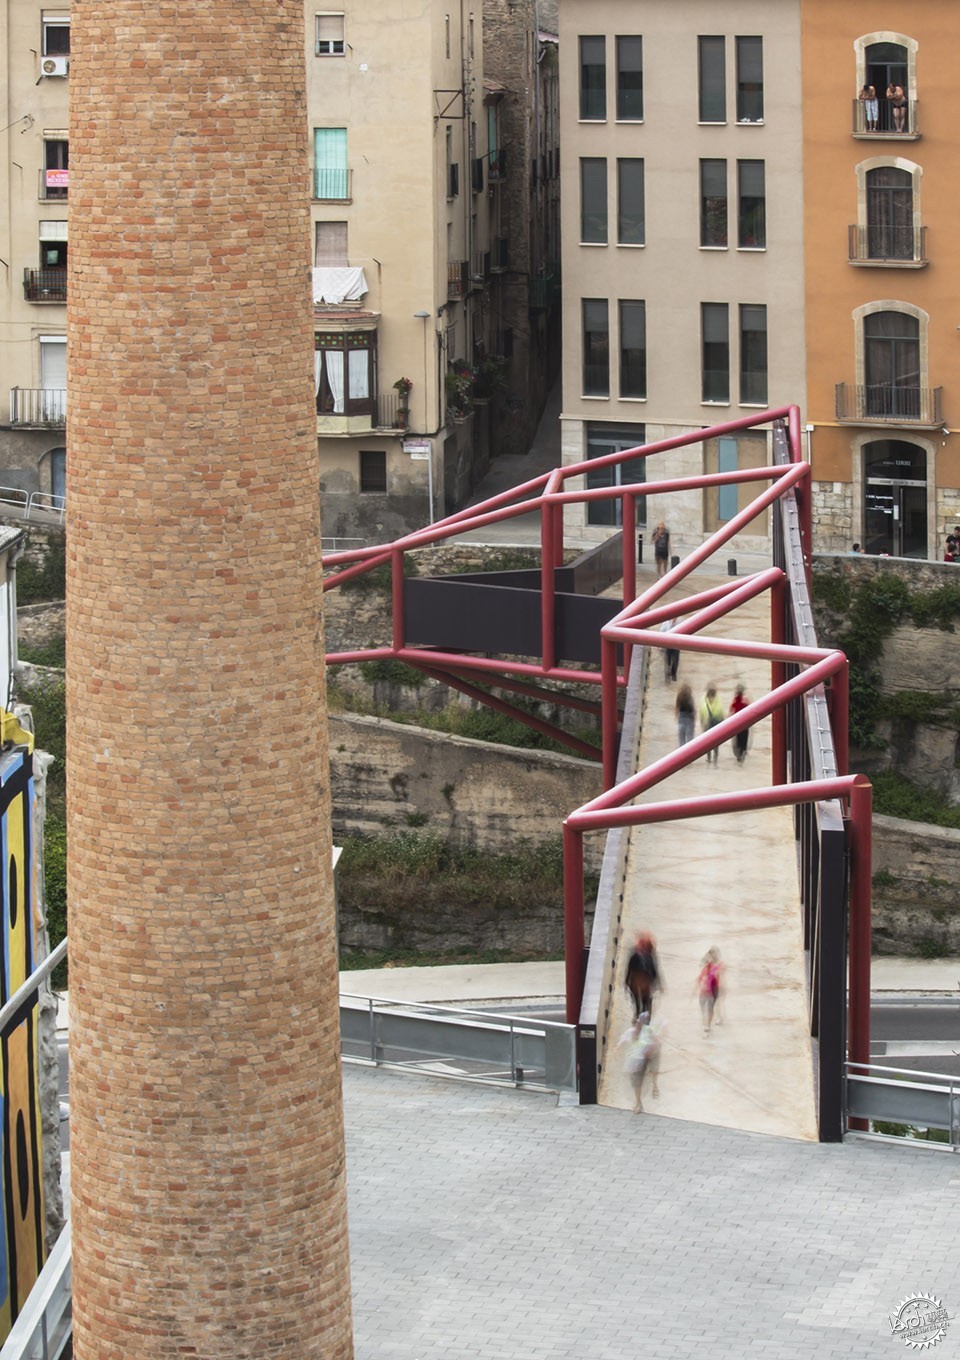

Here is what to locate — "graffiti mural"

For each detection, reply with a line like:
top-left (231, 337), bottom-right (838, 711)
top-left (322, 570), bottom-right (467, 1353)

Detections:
top-left (0, 747), bottom-right (44, 1337)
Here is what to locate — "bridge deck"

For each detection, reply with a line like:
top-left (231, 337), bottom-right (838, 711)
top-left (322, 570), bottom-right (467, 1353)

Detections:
top-left (598, 575), bottom-right (819, 1140)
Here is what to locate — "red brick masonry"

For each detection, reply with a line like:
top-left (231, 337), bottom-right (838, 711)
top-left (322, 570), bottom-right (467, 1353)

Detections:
top-left (66, 2), bottom-right (353, 1354)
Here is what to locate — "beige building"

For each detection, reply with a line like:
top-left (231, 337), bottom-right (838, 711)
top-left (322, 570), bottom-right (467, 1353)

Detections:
top-left (0, 0), bottom-right (69, 503)
top-left (558, 1), bottom-right (806, 559)
top-left (307, 0), bottom-right (500, 542)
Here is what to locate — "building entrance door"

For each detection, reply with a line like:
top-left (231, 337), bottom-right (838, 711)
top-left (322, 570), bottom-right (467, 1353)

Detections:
top-left (863, 440), bottom-right (926, 558)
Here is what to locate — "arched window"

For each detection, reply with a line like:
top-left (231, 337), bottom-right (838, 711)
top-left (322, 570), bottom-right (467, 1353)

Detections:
top-left (853, 33), bottom-right (918, 136)
top-left (867, 167), bottom-right (914, 258)
top-left (863, 311), bottom-right (919, 418)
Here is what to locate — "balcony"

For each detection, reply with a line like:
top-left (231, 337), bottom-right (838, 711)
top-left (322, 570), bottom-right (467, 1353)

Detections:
top-left (447, 259), bottom-right (469, 299)
top-left (471, 157), bottom-right (484, 194)
top-left (447, 163), bottom-right (459, 199)
top-left (848, 224), bottom-right (927, 268)
top-left (491, 237), bottom-right (509, 272)
top-left (9, 388), bottom-right (66, 427)
top-left (851, 98), bottom-right (920, 139)
top-left (374, 392), bottom-right (408, 431)
top-left (835, 382), bottom-right (942, 426)
top-left (23, 268), bottom-right (67, 303)
top-left (313, 168), bottom-right (352, 201)
top-left (488, 147), bottom-right (507, 182)
top-left (471, 252), bottom-right (491, 286)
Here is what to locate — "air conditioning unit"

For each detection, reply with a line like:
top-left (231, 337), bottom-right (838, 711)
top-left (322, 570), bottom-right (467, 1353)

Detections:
top-left (40, 56), bottom-right (68, 77)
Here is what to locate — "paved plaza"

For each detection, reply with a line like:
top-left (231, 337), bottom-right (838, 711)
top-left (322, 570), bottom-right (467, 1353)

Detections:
top-left (345, 1063), bottom-right (959, 1360)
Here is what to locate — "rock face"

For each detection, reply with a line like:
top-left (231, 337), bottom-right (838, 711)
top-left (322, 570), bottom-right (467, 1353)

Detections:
top-left (330, 711), bottom-right (601, 852)
top-left (812, 553), bottom-right (960, 803)
top-left (872, 815), bottom-right (960, 957)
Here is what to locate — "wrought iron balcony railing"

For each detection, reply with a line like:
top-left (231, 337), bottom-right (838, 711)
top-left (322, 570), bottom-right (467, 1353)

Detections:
top-left (447, 259), bottom-right (469, 299)
top-left (848, 224), bottom-right (926, 265)
top-left (23, 268), bottom-right (67, 302)
top-left (835, 382), bottom-right (942, 425)
top-left (9, 387), bottom-right (66, 426)
top-left (851, 98), bottom-right (920, 136)
top-left (313, 168), bottom-right (352, 201)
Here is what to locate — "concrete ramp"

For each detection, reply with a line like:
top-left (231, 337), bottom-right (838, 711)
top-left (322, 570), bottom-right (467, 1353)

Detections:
top-left (597, 577), bottom-right (819, 1141)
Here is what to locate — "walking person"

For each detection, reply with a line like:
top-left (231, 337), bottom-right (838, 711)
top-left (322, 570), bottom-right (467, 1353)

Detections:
top-left (652, 520), bottom-right (670, 578)
top-left (729, 684), bottom-right (749, 762)
top-left (624, 932), bottom-right (662, 1021)
top-left (617, 1013), bottom-right (661, 1113)
top-left (697, 948), bottom-right (724, 1036)
top-left (699, 685), bottom-right (724, 763)
top-left (675, 683), bottom-right (696, 746)
top-left (660, 618), bottom-right (679, 681)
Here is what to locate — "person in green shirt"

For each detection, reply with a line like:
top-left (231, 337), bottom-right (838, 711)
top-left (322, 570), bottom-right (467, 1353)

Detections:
top-left (699, 685), bottom-right (724, 764)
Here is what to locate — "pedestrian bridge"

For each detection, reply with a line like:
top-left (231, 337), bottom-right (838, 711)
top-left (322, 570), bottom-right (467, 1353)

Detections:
top-left (324, 405), bottom-right (871, 1144)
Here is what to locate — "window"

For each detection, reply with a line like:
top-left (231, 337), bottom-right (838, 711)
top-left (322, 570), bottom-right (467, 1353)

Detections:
top-left (737, 160), bottom-right (765, 247)
top-left (313, 128), bottom-right (348, 200)
top-left (314, 13), bottom-right (344, 55)
top-left (698, 36), bottom-right (726, 122)
top-left (445, 14), bottom-right (450, 59)
top-left (736, 37), bottom-right (763, 122)
top-left (315, 331), bottom-right (376, 417)
top-left (582, 299), bottom-right (610, 396)
top-left (616, 36), bottom-right (643, 120)
top-left (866, 167), bottom-right (914, 259)
top-left (359, 451), bottom-right (387, 494)
top-left (717, 437), bottom-right (740, 521)
top-left (39, 336), bottom-right (66, 421)
top-left (863, 41), bottom-right (909, 133)
top-left (701, 303), bottom-right (729, 402)
top-left (580, 159), bottom-right (607, 244)
top-left (863, 311), bottom-right (920, 417)
top-left (586, 424), bottom-right (646, 527)
top-left (446, 127), bottom-right (458, 199)
top-left (739, 304), bottom-right (767, 403)
top-left (619, 301), bottom-right (646, 399)
top-left (700, 160), bottom-right (727, 247)
top-left (579, 36), bottom-right (606, 120)
top-left (43, 139), bottom-right (69, 201)
top-left (617, 159), bottom-right (644, 245)
top-left (39, 222), bottom-right (67, 270)
top-left (42, 16), bottom-right (70, 55)
top-left (315, 221), bottom-right (348, 266)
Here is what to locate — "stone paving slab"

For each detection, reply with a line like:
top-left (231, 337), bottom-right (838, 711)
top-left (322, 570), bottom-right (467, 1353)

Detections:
top-left (345, 1064), bottom-right (960, 1360)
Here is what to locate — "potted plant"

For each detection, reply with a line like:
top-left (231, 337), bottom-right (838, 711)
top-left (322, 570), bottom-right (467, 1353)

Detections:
top-left (444, 360), bottom-right (476, 422)
top-left (393, 376), bottom-right (413, 429)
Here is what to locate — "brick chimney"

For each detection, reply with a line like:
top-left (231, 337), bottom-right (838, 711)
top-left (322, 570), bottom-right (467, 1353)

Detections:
top-left (65, 3), bottom-right (353, 1355)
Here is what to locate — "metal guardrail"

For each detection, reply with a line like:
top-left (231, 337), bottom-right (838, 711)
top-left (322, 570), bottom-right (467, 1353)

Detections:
top-left (0, 1223), bottom-right (71, 1360)
top-left (340, 994), bottom-right (577, 1092)
top-left (0, 489), bottom-right (66, 526)
top-left (8, 390), bottom-right (66, 427)
top-left (846, 1061), bottom-right (960, 1149)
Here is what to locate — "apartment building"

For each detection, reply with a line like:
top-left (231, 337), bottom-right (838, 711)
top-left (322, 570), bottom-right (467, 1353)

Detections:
top-left (801, 1), bottom-right (960, 557)
top-left (558, 2), bottom-right (806, 558)
top-left (0, 0), bottom-right (69, 503)
top-left (307, 0), bottom-right (506, 540)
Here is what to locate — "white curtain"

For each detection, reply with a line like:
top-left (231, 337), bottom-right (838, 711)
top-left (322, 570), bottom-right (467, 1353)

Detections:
top-left (348, 349), bottom-right (369, 400)
top-left (314, 351), bottom-right (322, 397)
top-left (326, 350), bottom-right (345, 413)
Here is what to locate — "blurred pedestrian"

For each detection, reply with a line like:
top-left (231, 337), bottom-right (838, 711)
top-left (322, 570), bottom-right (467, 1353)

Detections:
top-left (729, 684), bottom-right (749, 762)
top-left (676, 683), bottom-right (695, 746)
top-left (697, 948), bottom-right (724, 1035)
top-left (652, 521), bottom-right (670, 578)
top-left (660, 617), bottom-right (679, 681)
top-left (617, 1012), bottom-right (661, 1112)
top-left (625, 932), bottom-right (662, 1020)
top-left (699, 685), bottom-right (724, 764)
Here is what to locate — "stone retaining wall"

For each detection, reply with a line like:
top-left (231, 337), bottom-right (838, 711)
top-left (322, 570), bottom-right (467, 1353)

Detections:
top-left (872, 814), bottom-right (960, 957)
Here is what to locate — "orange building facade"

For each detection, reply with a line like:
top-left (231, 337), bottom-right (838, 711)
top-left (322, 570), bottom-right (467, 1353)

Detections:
top-left (801, 1), bottom-right (960, 557)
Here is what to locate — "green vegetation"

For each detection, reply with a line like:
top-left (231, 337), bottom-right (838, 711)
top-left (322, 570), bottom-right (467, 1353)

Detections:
top-left (19, 635), bottom-right (66, 668)
top-left (870, 771), bottom-right (960, 831)
top-left (813, 571), bottom-right (960, 746)
top-left (341, 945), bottom-right (560, 971)
top-left (19, 678), bottom-right (67, 982)
top-left (876, 689), bottom-right (960, 727)
top-left (357, 658), bottom-right (425, 688)
top-left (871, 868), bottom-right (896, 889)
top-left (16, 534), bottom-right (66, 605)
